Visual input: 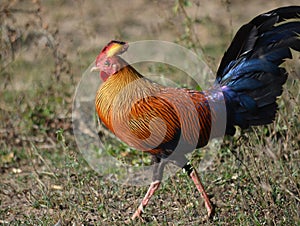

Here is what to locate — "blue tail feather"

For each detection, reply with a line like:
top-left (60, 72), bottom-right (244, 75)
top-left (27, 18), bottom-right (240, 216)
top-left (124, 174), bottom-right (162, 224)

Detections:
top-left (215, 6), bottom-right (300, 135)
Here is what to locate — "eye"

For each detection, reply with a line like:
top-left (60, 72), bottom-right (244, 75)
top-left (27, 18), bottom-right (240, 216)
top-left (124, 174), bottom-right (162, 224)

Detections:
top-left (104, 60), bottom-right (110, 66)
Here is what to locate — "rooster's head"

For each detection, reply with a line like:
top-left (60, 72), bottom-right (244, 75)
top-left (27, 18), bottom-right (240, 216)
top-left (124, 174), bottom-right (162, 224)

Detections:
top-left (91, 40), bottom-right (128, 81)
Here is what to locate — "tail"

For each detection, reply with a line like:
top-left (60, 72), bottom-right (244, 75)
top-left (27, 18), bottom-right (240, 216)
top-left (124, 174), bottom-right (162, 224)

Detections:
top-left (215, 6), bottom-right (300, 135)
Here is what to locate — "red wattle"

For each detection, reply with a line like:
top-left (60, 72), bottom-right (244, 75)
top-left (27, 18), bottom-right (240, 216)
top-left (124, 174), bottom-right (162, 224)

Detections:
top-left (100, 71), bottom-right (109, 81)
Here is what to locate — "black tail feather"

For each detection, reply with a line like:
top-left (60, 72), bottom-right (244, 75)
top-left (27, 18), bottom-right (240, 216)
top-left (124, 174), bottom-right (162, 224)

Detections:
top-left (215, 6), bottom-right (300, 135)
top-left (217, 6), bottom-right (300, 78)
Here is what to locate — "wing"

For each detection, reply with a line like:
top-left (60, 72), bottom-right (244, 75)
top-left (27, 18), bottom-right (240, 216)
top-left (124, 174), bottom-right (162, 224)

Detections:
top-left (123, 88), bottom-right (211, 155)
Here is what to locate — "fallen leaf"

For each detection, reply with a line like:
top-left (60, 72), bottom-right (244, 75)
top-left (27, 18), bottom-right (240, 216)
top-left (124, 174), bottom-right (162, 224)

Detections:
top-left (12, 168), bottom-right (22, 174)
top-left (51, 185), bottom-right (63, 190)
top-left (1, 152), bottom-right (14, 163)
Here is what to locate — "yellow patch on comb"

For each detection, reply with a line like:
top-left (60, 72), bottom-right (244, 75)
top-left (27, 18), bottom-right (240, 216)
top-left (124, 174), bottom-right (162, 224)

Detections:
top-left (106, 41), bottom-right (128, 57)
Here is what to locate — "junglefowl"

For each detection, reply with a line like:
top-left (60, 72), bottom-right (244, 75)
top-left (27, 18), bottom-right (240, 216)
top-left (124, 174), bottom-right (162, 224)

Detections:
top-left (92, 6), bottom-right (300, 221)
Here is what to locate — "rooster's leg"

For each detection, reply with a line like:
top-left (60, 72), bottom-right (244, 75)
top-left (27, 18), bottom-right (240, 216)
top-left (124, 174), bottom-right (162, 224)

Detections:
top-left (131, 157), bottom-right (166, 221)
top-left (131, 180), bottom-right (161, 221)
top-left (184, 162), bottom-right (214, 218)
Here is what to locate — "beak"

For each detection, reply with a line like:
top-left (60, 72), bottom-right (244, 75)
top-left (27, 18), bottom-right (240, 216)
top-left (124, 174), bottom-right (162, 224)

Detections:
top-left (90, 66), bottom-right (100, 72)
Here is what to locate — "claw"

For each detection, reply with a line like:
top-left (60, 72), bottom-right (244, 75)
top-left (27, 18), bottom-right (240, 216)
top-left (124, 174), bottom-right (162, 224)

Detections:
top-left (131, 204), bottom-right (144, 220)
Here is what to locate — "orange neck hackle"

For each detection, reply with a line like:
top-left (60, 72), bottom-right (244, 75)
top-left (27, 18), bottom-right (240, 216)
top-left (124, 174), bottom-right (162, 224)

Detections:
top-left (95, 63), bottom-right (162, 132)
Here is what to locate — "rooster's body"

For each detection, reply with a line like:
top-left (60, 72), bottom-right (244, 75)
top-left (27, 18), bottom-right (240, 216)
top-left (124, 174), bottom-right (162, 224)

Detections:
top-left (96, 64), bottom-right (212, 156)
top-left (92, 6), bottom-right (300, 221)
